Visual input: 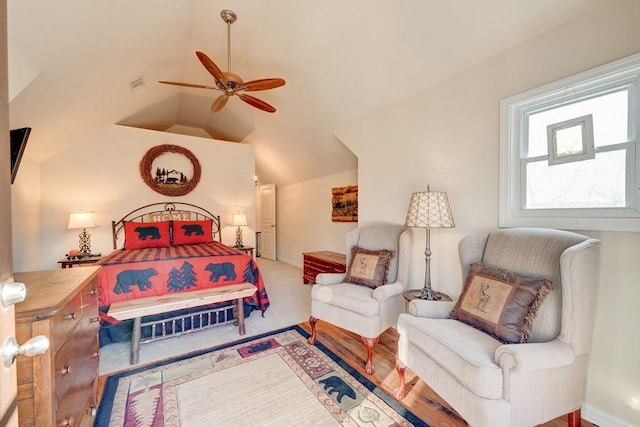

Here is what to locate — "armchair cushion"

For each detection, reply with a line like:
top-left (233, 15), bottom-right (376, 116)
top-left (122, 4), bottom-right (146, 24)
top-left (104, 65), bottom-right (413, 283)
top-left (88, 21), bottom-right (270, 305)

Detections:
top-left (398, 314), bottom-right (504, 399)
top-left (345, 246), bottom-right (395, 288)
top-left (311, 283), bottom-right (379, 317)
top-left (450, 263), bottom-right (553, 344)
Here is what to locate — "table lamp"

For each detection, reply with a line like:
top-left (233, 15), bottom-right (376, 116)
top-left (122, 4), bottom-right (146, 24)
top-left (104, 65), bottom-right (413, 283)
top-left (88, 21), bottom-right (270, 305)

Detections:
top-left (231, 212), bottom-right (247, 248)
top-left (67, 211), bottom-right (99, 256)
top-left (404, 187), bottom-right (455, 300)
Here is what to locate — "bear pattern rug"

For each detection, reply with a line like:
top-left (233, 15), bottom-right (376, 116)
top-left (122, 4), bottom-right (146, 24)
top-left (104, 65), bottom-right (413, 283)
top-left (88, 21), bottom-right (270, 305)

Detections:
top-left (96, 326), bottom-right (421, 426)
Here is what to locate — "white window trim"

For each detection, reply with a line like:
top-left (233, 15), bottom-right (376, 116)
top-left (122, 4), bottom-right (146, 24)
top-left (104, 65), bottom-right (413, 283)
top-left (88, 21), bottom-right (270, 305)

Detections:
top-left (500, 53), bottom-right (640, 232)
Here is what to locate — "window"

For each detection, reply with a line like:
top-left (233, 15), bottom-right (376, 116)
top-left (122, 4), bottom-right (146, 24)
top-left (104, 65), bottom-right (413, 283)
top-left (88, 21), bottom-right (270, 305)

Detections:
top-left (500, 53), bottom-right (640, 232)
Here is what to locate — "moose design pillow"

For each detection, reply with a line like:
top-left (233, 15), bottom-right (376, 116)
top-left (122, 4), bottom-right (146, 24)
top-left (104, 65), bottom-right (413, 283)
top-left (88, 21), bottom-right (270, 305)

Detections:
top-left (450, 263), bottom-right (553, 343)
top-left (345, 246), bottom-right (395, 288)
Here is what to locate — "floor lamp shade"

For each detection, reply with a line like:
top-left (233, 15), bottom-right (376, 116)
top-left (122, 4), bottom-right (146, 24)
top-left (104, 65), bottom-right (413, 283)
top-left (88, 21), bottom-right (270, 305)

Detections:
top-left (405, 189), bottom-right (455, 300)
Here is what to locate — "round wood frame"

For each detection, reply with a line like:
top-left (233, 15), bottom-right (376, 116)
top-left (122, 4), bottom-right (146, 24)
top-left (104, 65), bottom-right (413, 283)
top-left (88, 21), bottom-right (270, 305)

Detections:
top-left (139, 144), bottom-right (201, 196)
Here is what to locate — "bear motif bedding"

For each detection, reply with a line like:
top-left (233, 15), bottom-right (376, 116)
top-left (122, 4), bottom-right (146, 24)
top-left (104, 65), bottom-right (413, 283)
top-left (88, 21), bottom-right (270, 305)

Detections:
top-left (96, 241), bottom-right (269, 345)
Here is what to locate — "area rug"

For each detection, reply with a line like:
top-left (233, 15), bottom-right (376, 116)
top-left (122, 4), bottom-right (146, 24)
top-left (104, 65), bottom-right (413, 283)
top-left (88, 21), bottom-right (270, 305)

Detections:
top-left (96, 325), bottom-right (423, 426)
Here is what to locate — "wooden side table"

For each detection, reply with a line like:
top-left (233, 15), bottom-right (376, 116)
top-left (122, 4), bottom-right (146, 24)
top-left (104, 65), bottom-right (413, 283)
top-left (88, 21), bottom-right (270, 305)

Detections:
top-left (58, 255), bottom-right (102, 268)
top-left (234, 246), bottom-right (254, 257)
top-left (303, 251), bottom-right (346, 284)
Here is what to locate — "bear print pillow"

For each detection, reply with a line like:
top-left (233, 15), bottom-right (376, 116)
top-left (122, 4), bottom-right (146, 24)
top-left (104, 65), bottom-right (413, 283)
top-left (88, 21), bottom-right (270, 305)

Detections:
top-left (172, 220), bottom-right (213, 246)
top-left (123, 221), bottom-right (171, 250)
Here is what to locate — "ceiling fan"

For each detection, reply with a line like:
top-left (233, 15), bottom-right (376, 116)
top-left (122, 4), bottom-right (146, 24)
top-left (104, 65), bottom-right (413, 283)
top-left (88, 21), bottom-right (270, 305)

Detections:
top-left (159, 10), bottom-right (285, 113)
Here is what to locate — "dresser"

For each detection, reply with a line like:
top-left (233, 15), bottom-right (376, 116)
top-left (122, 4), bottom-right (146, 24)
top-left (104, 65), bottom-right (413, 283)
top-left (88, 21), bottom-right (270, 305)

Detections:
top-left (14, 266), bottom-right (101, 427)
top-left (302, 251), bottom-right (346, 284)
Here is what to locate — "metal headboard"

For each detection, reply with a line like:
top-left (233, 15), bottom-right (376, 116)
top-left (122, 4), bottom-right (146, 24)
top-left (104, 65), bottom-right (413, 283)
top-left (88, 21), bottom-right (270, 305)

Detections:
top-left (111, 202), bottom-right (222, 249)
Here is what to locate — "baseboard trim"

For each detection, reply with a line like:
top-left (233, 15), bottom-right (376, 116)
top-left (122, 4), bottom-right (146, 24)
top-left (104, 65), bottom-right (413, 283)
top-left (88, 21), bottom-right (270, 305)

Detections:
top-left (583, 404), bottom-right (635, 427)
top-left (274, 257), bottom-right (302, 269)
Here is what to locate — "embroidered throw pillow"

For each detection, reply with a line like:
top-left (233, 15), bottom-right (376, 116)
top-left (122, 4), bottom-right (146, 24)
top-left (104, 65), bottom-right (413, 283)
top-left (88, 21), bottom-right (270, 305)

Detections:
top-left (123, 221), bottom-right (171, 250)
top-left (345, 246), bottom-right (395, 288)
top-left (172, 220), bottom-right (213, 246)
top-left (450, 263), bottom-right (553, 344)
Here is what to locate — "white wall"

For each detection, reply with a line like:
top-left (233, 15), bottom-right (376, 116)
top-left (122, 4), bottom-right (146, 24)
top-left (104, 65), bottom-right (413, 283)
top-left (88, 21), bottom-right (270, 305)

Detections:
top-left (277, 169), bottom-right (358, 267)
top-left (11, 155), bottom-right (40, 272)
top-left (12, 124), bottom-right (256, 270)
top-left (335, 2), bottom-right (640, 426)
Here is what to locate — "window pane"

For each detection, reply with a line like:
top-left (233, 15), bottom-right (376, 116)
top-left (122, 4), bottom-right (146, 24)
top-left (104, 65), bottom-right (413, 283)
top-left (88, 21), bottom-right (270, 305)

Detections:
top-left (555, 125), bottom-right (584, 157)
top-left (525, 150), bottom-right (626, 209)
top-left (527, 89), bottom-right (629, 157)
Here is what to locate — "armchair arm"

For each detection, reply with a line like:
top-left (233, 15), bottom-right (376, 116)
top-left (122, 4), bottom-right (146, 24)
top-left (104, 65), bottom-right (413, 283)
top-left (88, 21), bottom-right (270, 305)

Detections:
top-left (372, 282), bottom-right (404, 301)
top-left (408, 299), bottom-right (456, 318)
top-left (315, 273), bottom-right (346, 285)
top-left (495, 339), bottom-right (575, 373)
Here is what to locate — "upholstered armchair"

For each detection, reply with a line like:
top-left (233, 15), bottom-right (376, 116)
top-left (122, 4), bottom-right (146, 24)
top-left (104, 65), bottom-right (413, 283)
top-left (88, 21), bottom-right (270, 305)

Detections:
top-left (394, 228), bottom-right (600, 427)
top-left (308, 224), bottom-right (412, 374)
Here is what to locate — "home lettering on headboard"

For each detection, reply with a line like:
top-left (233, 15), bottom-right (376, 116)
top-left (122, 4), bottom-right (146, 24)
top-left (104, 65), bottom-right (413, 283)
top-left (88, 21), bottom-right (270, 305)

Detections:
top-left (148, 212), bottom-right (192, 222)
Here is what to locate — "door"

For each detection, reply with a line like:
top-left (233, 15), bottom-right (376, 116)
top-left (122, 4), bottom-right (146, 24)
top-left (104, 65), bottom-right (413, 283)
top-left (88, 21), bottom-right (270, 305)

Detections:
top-left (259, 183), bottom-right (276, 260)
top-left (0, 2), bottom-right (17, 425)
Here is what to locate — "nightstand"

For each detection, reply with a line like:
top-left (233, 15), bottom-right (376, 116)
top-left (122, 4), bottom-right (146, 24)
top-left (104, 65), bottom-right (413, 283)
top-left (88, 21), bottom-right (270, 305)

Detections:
top-left (58, 254), bottom-right (102, 268)
top-left (403, 289), bottom-right (452, 302)
top-left (235, 246), bottom-right (254, 257)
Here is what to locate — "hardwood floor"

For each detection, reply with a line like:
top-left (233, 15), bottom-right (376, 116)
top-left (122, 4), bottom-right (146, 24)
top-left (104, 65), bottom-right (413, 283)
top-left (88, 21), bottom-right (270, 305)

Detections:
top-left (87, 321), bottom-right (596, 426)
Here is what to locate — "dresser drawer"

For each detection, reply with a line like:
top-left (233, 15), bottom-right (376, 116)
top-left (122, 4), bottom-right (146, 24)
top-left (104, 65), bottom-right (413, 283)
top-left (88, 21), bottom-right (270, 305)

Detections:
top-left (52, 291), bottom-right (83, 351)
top-left (82, 278), bottom-right (100, 309)
top-left (55, 343), bottom-right (99, 427)
top-left (54, 326), bottom-right (99, 411)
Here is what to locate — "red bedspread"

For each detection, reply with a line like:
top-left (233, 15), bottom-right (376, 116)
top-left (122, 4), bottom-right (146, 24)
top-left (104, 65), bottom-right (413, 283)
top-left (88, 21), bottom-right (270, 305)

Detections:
top-left (97, 242), bottom-right (269, 314)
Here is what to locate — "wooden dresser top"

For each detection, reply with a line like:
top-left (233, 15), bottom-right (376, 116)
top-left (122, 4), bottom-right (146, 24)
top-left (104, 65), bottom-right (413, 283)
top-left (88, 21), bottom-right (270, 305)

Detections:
top-left (14, 266), bottom-right (101, 320)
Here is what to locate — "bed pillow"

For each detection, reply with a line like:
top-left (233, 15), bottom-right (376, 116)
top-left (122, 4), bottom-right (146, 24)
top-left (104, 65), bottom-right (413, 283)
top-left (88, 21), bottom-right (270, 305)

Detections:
top-left (123, 221), bottom-right (171, 250)
top-left (450, 263), bottom-right (553, 344)
top-left (171, 220), bottom-right (213, 246)
top-left (345, 246), bottom-right (395, 288)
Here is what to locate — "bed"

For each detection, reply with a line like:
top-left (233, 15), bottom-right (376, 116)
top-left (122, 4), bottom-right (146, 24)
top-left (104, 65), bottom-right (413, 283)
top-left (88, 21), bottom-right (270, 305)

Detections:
top-left (97, 202), bottom-right (269, 346)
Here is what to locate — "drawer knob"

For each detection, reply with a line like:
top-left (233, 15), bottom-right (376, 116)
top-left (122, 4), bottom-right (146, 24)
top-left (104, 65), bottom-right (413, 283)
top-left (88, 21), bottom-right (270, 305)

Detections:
top-left (90, 351), bottom-right (99, 359)
top-left (60, 415), bottom-right (75, 426)
top-left (60, 364), bottom-right (73, 376)
top-left (65, 312), bottom-right (77, 321)
top-left (88, 288), bottom-right (98, 296)
top-left (90, 316), bottom-right (100, 323)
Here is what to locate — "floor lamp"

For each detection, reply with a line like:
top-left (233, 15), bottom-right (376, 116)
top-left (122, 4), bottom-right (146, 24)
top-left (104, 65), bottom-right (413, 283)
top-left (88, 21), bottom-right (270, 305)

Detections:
top-left (404, 187), bottom-right (455, 300)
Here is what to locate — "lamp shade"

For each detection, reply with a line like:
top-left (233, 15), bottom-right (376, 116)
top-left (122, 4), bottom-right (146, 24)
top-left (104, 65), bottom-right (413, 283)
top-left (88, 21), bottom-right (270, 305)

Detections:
top-left (405, 190), bottom-right (455, 228)
top-left (231, 212), bottom-right (247, 227)
top-left (67, 211), bottom-right (98, 230)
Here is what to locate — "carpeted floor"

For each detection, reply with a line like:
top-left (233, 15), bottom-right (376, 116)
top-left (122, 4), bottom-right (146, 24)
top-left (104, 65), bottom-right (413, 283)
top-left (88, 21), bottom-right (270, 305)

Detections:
top-left (99, 258), bottom-right (311, 375)
top-left (96, 325), bottom-right (421, 426)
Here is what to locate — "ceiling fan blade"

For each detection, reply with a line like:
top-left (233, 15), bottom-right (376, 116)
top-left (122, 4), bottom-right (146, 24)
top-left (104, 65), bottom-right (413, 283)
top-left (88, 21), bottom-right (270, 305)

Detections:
top-left (159, 80), bottom-right (219, 90)
top-left (238, 93), bottom-right (277, 113)
top-left (240, 78), bottom-right (286, 91)
top-left (211, 95), bottom-right (229, 113)
top-left (195, 51), bottom-right (229, 88)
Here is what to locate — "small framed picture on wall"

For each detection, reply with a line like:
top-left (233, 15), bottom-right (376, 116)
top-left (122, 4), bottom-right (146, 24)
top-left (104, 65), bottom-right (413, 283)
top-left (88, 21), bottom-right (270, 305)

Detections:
top-left (331, 185), bottom-right (358, 222)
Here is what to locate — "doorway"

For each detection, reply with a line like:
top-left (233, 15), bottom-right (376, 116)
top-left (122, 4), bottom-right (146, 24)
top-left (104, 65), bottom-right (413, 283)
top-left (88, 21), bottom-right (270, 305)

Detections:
top-left (257, 183), bottom-right (276, 260)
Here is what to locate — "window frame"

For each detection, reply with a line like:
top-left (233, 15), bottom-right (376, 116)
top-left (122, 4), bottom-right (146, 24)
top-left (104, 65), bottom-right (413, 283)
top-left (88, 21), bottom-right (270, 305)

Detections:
top-left (499, 53), bottom-right (640, 232)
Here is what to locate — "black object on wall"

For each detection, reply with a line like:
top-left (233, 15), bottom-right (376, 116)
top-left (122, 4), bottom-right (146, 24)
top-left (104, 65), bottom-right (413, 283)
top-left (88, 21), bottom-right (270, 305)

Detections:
top-left (10, 127), bottom-right (31, 184)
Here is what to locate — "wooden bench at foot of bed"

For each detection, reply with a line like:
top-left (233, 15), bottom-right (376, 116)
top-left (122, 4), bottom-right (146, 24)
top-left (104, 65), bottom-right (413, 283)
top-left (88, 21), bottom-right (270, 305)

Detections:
top-left (108, 282), bottom-right (257, 365)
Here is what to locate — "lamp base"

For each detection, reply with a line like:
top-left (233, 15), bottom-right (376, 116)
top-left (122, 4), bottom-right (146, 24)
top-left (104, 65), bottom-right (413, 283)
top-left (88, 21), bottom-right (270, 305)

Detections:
top-left (418, 287), bottom-right (442, 301)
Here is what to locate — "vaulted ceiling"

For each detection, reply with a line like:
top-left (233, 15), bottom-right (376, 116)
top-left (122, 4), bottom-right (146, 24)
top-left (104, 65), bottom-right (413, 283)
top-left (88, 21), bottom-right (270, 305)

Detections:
top-left (7, 0), bottom-right (610, 186)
